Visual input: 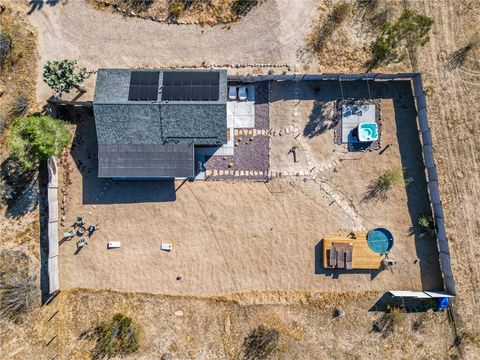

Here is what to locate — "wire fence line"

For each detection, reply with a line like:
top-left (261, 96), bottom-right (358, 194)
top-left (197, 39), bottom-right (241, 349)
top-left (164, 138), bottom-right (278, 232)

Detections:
top-left (229, 72), bottom-right (456, 295)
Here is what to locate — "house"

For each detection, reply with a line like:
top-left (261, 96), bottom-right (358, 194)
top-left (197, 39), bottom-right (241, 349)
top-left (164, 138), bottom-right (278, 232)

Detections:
top-left (93, 68), bottom-right (228, 179)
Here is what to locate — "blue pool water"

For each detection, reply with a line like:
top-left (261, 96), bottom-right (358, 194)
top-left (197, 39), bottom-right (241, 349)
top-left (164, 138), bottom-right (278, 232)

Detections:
top-left (358, 123), bottom-right (378, 141)
top-left (367, 228), bottom-right (394, 254)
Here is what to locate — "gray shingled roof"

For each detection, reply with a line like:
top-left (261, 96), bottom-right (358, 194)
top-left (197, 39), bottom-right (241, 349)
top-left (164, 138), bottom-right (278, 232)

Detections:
top-left (98, 143), bottom-right (194, 178)
top-left (93, 68), bottom-right (227, 178)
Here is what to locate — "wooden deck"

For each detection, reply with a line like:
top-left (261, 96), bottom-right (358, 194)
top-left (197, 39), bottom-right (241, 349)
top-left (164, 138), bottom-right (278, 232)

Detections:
top-left (323, 233), bottom-right (382, 270)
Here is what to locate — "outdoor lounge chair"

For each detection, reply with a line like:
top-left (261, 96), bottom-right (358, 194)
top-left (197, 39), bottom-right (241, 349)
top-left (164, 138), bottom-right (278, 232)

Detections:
top-left (75, 216), bottom-right (85, 227)
top-left (346, 249), bottom-right (353, 269)
top-left (161, 243), bottom-right (172, 252)
top-left (107, 241), bottom-right (121, 249)
top-left (63, 229), bottom-right (76, 238)
top-left (329, 245), bottom-right (337, 267)
top-left (228, 86), bottom-right (237, 101)
top-left (238, 87), bottom-right (247, 101)
top-left (77, 237), bottom-right (87, 248)
top-left (337, 249), bottom-right (345, 268)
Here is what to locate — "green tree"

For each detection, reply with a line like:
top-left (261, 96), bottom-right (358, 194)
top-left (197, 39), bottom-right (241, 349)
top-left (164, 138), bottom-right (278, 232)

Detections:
top-left (369, 10), bottom-right (434, 68)
top-left (8, 116), bottom-right (71, 169)
top-left (43, 59), bottom-right (89, 95)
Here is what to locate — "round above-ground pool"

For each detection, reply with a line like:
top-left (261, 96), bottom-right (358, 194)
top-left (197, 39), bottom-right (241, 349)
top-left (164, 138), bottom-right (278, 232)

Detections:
top-left (367, 228), bottom-right (394, 254)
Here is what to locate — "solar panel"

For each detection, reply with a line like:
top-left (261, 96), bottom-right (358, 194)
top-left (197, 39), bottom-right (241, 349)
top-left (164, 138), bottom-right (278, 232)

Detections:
top-left (162, 71), bottom-right (219, 101)
top-left (128, 71), bottom-right (159, 101)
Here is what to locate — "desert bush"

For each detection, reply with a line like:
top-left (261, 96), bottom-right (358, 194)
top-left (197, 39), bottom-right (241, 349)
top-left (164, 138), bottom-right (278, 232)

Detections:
top-left (307, 3), bottom-right (352, 53)
top-left (82, 313), bottom-right (139, 359)
top-left (0, 276), bottom-right (37, 322)
top-left (362, 167), bottom-right (412, 203)
top-left (418, 213), bottom-right (435, 238)
top-left (8, 115), bottom-right (72, 169)
top-left (368, 10), bottom-right (434, 69)
top-left (0, 32), bottom-right (12, 68)
top-left (43, 59), bottom-right (89, 95)
top-left (372, 306), bottom-right (406, 338)
top-left (242, 325), bottom-right (280, 360)
top-left (168, 1), bottom-right (185, 21)
top-left (231, 0), bottom-right (258, 17)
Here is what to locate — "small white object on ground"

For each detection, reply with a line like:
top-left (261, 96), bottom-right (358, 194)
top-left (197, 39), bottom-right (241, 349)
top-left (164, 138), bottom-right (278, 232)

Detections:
top-left (161, 243), bottom-right (172, 252)
top-left (108, 241), bottom-right (121, 249)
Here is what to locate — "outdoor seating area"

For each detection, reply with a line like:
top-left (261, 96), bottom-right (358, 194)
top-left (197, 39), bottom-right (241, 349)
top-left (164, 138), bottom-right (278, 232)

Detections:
top-left (323, 232), bottom-right (383, 270)
top-left (61, 216), bottom-right (99, 250)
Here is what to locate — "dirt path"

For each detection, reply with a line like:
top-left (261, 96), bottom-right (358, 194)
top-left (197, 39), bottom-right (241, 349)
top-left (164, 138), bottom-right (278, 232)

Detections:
top-left (27, 0), bottom-right (316, 102)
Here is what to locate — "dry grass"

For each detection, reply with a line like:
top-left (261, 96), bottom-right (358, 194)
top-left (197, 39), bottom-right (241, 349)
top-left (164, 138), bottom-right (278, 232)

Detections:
top-left (87, 0), bottom-right (261, 25)
top-left (0, 288), bottom-right (455, 359)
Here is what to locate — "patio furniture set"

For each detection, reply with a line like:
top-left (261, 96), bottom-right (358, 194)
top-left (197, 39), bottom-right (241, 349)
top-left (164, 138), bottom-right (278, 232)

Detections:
top-left (63, 216), bottom-right (98, 249)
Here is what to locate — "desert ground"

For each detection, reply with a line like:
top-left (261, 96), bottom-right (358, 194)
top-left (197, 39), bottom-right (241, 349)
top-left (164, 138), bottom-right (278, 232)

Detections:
top-left (55, 78), bottom-right (442, 296)
top-left (1, 0), bottom-right (480, 359)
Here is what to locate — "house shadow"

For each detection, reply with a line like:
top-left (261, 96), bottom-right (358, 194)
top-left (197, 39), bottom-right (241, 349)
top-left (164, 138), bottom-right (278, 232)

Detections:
top-left (314, 241), bottom-right (381, 281)
top-left (271, 79), bottom-right (443, 291)
top-left (54, 102), bottom-right (176, 205)
top-left (369, 292), bottom-right (438, 313)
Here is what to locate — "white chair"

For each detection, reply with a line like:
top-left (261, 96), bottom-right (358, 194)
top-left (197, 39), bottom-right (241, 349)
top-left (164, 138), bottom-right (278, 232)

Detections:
top-left (161, 243), bottom-right (172, 252)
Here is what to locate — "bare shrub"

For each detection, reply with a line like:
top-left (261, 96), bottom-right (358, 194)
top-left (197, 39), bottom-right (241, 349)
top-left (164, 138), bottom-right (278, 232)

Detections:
top-left (0, 32), bottom-right (12, 68)
top-left (0, 275), bottom-right (38, 322)
top-left (231, 0), bottom-right (258, 17)
top-left (242, 325), bottom-right (280, 360)
top-left (446, 35), bottom-right (480, 71)
top-left (307, 3), bottom-right (352, 54)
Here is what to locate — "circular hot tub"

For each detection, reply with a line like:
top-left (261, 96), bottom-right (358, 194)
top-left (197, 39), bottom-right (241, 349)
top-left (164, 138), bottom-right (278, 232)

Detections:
top-left (367, 228), bottom-right (394, 254)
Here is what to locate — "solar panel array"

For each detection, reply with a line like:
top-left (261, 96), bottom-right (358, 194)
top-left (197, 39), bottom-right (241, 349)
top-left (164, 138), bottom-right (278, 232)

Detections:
top-left (128, 71), bottom-right (159, 101)
top-left (162, 71), bottom-right (219, 101)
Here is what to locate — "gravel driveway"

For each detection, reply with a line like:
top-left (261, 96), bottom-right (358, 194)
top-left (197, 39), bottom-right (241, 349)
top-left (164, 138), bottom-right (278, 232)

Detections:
top-left (27, 0), bottom-right (316, 102)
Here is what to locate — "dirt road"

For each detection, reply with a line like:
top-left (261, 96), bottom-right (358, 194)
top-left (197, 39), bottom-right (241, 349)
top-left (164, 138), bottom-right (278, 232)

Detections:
top-left (27, 0), bottom-right (316, 101)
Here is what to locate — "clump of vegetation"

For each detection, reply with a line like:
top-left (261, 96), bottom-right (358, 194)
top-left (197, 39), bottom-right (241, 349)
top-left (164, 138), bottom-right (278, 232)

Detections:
top-left (231, 0), bottom-right (258, 17)
top-left (362, 167), bottom-right (412, 203)
top-left (0, 276), bottom-right (38, 322)
top-left (0, 32), bottom-right (12, 69)
top-left (82, 313), bottom-right (139, 359)
top-left (8, 115), bottom-right (72, 169)
top-left (368, 10), bottom-right (434, 69)
top-left (372, 306), bottom-right (406, 338)
top-left (308, 3), bottom-right (352, 53)
top-left (242, 325), bottom-right (280, 360)
top-left (168, 1), bottom-right (185, 21)
top-left (11, 97), bottom-right (29, 117)
top-left (446, 35), bottom-right (480, 71)
top-left (418, 213), bottom-right (435, 238)
top-left (115, 0), bottom-right (154, 12)
top-left (43, 59), bottom-right (89, 96)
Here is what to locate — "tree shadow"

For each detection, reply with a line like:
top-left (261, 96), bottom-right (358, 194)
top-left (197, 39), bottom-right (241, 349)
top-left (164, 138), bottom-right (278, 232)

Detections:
top-left (361, 178), bottom-right (389, 204)
top-left (27, 0), bottom-right (60, 15)
top-left (303, 100), bottom-right (337, 138)
top-left (0, 156), bottom-right (39, 219)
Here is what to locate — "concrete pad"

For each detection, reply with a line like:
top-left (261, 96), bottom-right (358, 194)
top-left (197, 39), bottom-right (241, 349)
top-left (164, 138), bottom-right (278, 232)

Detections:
top-left (235, 115), bottom-right (255, 128)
